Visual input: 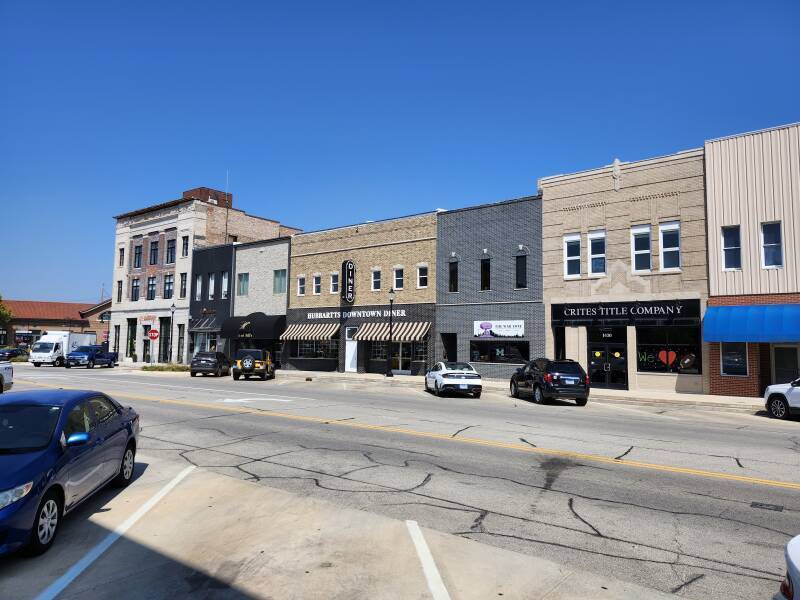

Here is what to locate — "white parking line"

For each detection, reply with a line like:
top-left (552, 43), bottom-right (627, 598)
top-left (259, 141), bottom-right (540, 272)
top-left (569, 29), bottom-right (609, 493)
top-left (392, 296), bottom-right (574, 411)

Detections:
top-left (218, 397), bottom-right (293, 403)
top-left (33, 465), bottom-right (195, 600)
top-left (406, 520), bottom-right (451, 600)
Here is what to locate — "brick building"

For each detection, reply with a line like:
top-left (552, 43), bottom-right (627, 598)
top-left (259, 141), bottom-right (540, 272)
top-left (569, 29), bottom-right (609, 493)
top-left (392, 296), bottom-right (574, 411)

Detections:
top-left (110, 186), bottom-right (300, 364)
top-left (435, 196), bottom-right (545, 379)
top-left (703, 123), bottom-right (800, 396)
top-left (1, 300), bottom-right (107, 347)
top-left (540, 149), bottom-right (710, 394)
top-left (281, 213), bottom-right (437, 375)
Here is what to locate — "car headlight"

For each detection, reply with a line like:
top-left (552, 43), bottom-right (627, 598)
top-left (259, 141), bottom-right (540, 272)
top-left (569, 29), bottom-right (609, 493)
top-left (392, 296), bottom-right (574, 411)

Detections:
top-left (0, 481), bottom-right (34, 510)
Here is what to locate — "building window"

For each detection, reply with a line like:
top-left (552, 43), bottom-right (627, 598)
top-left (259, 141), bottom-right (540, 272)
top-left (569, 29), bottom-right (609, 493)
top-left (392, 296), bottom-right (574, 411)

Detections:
top-left (163, 274), bottom-right (174, 300)
top-left (166, 239), bottom-right (176, 264)
top-left (329, 273), bottom-right (339, 294)
top-left (631, 225), bottom-right (651, 273)
top-left (133, 245), bottom-right (142, 268)
top-left (417, 266), bottom-right (428, 289)
top-left (274, 269), bottom-right (287, 294)
top-left (635, 326), bottom-right (701, 374)
top-left (131, 278), bottom-right (140, 301)
top-left (195, 274), bottom-right (202, 301)
top-left (176, 324), bottom-right (185, 363)
top-left (470, 340), bottom-right (529, 364)
top-left (149, 241), bottom-right (159, 265)
top-left (372, 269), bottom-right (381, 291)
top-left (181, 236), bottom-right (189, 257)
top-left (721, 342), bottom-right (748, 376)
top-left (297, 276), bottom-right (306, 296)
top-left (293, 339), bottom-right (339, 359)
top-left (237, 273), bottom-right (249, 296)
top-left (480, 258), bottom-right (491, 290)
top-left (113, 325), bottom-right (120, 353)
top-left (179, 273), bottom-right (187, 298)
top-left (147, 276), bottom-right (157, 300)
top-left (221, 272), bottom-right (229, 299)
top-left (370, 341), bottom-right (388, 360)
top-left (659, 222), bottom-right (681, 271)
top-left (721, 225), bottom-right (741, 270)
top-left (118, 248), bottom-right (125, 267)
top-left (313, 275), bottom-right (322, 295)
top-left (449, 261), bottom-right (458, 293)
top-left (126, 319), bottom-right (136, 357)
top-left (588, 230), bottom-right (606, 276)
top-left (761, 222), bottom-right (783, 268)
top-left (229, 235), bottom-right (238, 243)
top-left (116, 280), bottom-right (123, 303)
top-left (393, 268), bottom-right (404, 290)
top-left (208, 273), bottom-right (216, 300)
top-left (563, 234), bottom-right (580, 278)
top-left (515, 255), bottom-right (527, 289)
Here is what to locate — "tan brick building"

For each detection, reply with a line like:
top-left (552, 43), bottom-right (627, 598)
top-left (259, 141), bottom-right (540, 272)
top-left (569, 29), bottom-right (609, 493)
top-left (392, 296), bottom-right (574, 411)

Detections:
top-left (540, 149), bottom-right (710, 393)
top-left (282, 213), bottom-right (437, 374)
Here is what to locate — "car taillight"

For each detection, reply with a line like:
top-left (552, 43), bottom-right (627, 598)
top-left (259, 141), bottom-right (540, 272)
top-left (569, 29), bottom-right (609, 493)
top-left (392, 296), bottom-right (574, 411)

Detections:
top-left (781, 572), bottom-right (794, 599)
top-left (585, 375), bottom-right (590, 386)
top-left (543, 373), bottom-right (553, 384)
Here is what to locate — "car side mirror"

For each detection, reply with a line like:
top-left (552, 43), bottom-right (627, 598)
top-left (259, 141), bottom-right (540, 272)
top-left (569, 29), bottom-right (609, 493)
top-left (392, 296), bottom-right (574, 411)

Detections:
top-left (66, 432), bottom-right (90, 447)
top-left (792, 378), bottom-right (800, 387)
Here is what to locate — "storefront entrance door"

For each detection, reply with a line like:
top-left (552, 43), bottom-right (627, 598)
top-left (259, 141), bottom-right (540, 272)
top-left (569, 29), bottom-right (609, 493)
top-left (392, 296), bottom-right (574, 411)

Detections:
top-left (345, 327), bottom-right (358, 373)
top-left (588, 343), bottom-right (628, 389)
top-left (391, 342), bottom-right (412, 374)
top-left (773, 345), bottom-right (800, 384)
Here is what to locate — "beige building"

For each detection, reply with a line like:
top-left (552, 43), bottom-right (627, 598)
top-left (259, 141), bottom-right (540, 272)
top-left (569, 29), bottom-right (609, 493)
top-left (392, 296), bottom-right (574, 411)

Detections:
top-left (540, 149), bottom-right (709, 393)
top-left (282, 213), bottom-right (437, 375)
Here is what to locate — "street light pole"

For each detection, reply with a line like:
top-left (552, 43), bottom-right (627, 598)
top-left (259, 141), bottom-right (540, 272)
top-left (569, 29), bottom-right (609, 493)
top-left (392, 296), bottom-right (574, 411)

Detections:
top-left (169, 303), bottom-right (176, 364)
top-left (386, 288), bottom-right (395, 377)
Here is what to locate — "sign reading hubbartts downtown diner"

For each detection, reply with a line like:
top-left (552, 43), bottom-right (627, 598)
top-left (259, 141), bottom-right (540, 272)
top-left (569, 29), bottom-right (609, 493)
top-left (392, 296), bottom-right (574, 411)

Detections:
top-left (551, 299), bottom-right (701, 326)
top-left (307, 309), bottom-right (407, 320)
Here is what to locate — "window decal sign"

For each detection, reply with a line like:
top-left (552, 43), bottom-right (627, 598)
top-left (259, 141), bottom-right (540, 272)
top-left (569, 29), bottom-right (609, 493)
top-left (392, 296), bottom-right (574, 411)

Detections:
top-left (473, 320), bottom-right (525, 338)
top-left (341, 260), bottom-right (356, 303)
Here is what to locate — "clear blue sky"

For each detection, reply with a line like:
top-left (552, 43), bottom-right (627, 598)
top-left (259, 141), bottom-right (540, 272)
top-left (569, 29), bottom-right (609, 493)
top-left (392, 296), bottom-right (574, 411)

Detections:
top-left (1, 1), bottom-right (798, 302)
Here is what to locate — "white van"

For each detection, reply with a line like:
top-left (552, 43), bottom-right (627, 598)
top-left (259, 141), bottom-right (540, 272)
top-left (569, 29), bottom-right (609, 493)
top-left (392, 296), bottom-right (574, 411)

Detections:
top-left (29, 331), bottom-right (97, 367)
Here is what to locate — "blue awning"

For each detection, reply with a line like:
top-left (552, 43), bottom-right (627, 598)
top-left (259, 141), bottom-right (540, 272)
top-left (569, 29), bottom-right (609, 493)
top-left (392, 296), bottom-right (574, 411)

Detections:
top-left (703, 305), bottom-right (800, 342)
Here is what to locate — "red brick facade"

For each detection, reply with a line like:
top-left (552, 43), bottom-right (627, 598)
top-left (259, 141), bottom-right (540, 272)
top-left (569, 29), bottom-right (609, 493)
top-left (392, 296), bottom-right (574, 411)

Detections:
top-left (708, 293), bottom-right (800, 306)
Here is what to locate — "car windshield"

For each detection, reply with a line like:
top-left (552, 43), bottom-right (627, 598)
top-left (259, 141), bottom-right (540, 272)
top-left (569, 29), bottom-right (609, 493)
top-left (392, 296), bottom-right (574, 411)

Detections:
top-left (445, 362), bottom-right (474, 371)
top-left (32, 342), bottom-right (54, 352)
top-left (548, 361), bottom-right (584, 375)
top-left (236, 349), bottom-right (264, 360)
top-left (74, 346), bottom-right (95, 353)
top-left (0, 405), bottom-right (62, 453)
top-left (195, 352), bottom-right (216, 359)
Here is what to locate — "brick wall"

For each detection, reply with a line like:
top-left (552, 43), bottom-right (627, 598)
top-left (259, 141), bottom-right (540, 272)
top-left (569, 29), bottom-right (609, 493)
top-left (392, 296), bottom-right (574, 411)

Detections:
top-left (708, 293), bottom-right (800, 306)
top-left (204, 205), bottom-right (281, 245)
top-left (233, 240), bottom-right (290, 316)
top-left (708, 342), bottom-right (764, 397)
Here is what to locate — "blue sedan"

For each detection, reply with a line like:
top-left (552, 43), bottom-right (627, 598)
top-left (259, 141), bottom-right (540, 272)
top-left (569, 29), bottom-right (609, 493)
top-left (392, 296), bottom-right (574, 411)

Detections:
top-left (0, 390), bottom-right (139, 556)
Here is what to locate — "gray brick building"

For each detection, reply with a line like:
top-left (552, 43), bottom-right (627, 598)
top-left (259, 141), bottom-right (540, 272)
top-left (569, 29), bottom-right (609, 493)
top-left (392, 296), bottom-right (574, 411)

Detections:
top-left (435, 196), bottom-right (544, 379)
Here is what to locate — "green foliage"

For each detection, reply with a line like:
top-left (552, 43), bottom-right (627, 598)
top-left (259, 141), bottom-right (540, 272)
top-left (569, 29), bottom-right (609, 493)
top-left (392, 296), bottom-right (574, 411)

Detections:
top-left (141, 364), bottom-right (190, 372)
top-left (0, 295), bottom-right (12, 327)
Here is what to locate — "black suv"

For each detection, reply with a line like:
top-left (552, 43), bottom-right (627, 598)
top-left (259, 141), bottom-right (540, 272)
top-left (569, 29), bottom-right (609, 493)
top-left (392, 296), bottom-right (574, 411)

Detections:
top-left (190, 352), bottom-right (231, 377)
top-left (510, 358), bottom-right (589, 406)
top-left (232, 348), bottom-right (274, 381)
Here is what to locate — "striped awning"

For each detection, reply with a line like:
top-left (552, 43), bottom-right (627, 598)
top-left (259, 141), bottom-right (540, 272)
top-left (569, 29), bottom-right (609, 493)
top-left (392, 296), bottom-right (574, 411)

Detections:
top-left (353, 321), bottom-right (430, 342)
top-left (280, 323), bottom-right (340, 341)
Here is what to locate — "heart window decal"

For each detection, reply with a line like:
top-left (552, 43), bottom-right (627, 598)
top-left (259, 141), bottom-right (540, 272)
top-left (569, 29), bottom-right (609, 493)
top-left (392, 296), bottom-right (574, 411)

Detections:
top-left (658, 350), bottom-right (677, 365)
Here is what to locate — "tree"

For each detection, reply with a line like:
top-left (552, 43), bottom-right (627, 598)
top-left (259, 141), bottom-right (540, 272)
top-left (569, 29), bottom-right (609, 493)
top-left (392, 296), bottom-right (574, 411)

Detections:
top-left (0, 295), bottom-right (12, 329)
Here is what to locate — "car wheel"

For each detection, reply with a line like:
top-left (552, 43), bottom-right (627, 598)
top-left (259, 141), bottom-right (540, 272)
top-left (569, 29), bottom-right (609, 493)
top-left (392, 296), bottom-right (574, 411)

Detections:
top-left (34, 363), bottom-right (41, 367)
top-left (434, 381), bottom-right (441, 397)
top-left (216, 367), bottom-right (223, 377)
top-left (260, 373), bottom-right (267, 380)
top-left (576, 398), bottom-right (588, 407)
top-left (510, 381), bottom-right (519, 398)
top-left (244, 374), bottom-right (250, 380)
top-left (55, 357), bottom-right (64, 367)
top-left (114, 443), bottom-right (136, 487)
top-left (233, 373), bottom-right (240, 381)
top-left (768, 395), bottom-right (790, 420)
top-left (473, 391), bottom-right (482, 399)
top-left (106, 361), bottom-right (113, 368)
top-left (190, 371), bottom-right (197, 377)
top-left (26, 490), bottom-right (62, 556)
top-left (87, 360), bottom-right (94, 369)
top-left (533, 386), bottom-right (545, 404)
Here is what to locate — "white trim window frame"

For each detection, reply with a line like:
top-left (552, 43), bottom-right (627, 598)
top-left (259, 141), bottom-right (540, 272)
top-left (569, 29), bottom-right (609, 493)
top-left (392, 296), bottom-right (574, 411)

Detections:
top-left (721, 225), bottom-right (742, 271)
top-left (631, 224), bottom-right (652, 274)
top-left (760, 221), bottom-right (783, 269)
top-left (720, 342), bottom-right (748, 377)
top-left (371, 268), bottom-right (381, 291)
top-left (312, 274), bottom-right (321, 295)
top-left (297, 275), bottom-right (306, 296)
top-left (393, 266), bottom-right (404, 290)
top-left (330, 272), bottom-right (339, 294)
top-left (587, 230), bottom-right (606, 277)
top-left (417, 264), bottom-right (429, 289)
top-left (208, 273), bottom-right (215, 301)
top-left (563, 233), bottom-right (581, 279)
top-left (659, 221), bottom-right (681, 273)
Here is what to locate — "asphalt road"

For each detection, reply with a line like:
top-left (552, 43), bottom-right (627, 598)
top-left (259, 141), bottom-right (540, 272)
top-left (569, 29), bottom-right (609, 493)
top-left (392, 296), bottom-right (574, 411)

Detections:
top-left (9, 363), bottom-right (800, 599)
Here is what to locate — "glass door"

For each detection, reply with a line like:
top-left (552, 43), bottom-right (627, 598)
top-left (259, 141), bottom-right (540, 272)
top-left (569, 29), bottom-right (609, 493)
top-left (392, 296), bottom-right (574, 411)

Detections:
top-left (588, 346), bottom-right (607, 386)
top-left (587, 343), bottom-right (628, 389)
top-left (773, 345), bottom-right (800, 384)
top-left (391, 342), bottom-right (412, 373)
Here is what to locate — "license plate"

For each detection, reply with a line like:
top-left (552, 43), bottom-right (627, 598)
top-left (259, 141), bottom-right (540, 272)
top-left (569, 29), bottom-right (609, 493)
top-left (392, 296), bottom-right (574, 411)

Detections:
top-left (563, 377), bottom-right (577, 385)
top-left (459, 384), bottom-right (468, 389)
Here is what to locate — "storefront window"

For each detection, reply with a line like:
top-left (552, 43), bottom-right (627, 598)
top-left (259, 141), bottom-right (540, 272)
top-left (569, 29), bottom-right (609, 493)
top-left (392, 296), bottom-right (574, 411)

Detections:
top-left (720, 342), bottom-right (747, 376)
top-left (294, 339), bottom-right (339, 359)
top-left (636, 326), bottom-right (701, 374)
top-left (412, 341), bottom-right (428, 362)
top-left (371, 341), bottom-right (387, 360)
top-left (469, 340), bottom-right (529, 364)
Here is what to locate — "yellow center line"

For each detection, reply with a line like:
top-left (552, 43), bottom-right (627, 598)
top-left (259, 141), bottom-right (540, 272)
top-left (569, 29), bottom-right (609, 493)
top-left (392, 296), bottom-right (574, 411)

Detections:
top-left (16, 378), bottom-right (800, 491)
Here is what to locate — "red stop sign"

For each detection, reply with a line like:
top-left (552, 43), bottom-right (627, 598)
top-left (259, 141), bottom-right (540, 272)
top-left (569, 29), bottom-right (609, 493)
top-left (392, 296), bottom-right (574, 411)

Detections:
top-left (148, 329), bottom-right (160, 341)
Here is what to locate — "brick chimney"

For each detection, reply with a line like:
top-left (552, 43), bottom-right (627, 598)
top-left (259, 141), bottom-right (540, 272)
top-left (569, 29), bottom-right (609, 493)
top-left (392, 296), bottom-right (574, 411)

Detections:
top-left (182, 187), bottom-right (233, 208)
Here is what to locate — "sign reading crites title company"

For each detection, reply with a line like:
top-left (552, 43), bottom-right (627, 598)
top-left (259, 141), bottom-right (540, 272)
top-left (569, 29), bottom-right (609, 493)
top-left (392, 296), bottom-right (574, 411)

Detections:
top-left (341, 260), bottom-right (356, 303)
top-left (473, 320), bottom-right (525, 338)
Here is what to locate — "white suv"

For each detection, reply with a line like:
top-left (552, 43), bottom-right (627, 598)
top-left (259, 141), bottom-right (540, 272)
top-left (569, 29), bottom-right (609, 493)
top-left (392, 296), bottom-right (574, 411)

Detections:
top-left (764, 377), bottom-right (800, 420)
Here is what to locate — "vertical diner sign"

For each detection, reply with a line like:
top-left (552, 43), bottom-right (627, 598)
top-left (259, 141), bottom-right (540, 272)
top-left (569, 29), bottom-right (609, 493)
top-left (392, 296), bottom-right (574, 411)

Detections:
top-left (342, 260), bottom-right (356, 303)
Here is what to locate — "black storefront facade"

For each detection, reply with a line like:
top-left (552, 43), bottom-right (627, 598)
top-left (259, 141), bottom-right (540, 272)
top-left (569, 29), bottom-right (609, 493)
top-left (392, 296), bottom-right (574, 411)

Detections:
top-left (220, 313), bottom-right (287, 366)
top-left (189, 244), bottom-right (234, 357)
top-left (281, 303), bottom-right (435, 375)
top-left (551, 299), bottom-right (703, 392)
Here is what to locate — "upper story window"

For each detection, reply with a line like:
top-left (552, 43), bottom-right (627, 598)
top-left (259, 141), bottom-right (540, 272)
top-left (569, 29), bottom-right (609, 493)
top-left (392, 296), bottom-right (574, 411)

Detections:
top-left (417, 266), bottom-right (428, 289)
top-left (163, 274), bottom-right (174, 300)
top-left (659, 222), bottom-right (681, 272)
top-left (195, 274), bottom-right (202, 301)
top-left (563, 234), bottom-right (581, 279)
top-left (179, 273), bottom-right (187, 298)
top-left (515, 255), bottom-right (527, 289)
top-left (133, 245), bottom-right (142, 268)
top-left (480, 258), bottom-right (491, 290)
top-left (372, 269), bottom-right (381, 291)
top-left (166, 239), bottom-right (176, 264)
top-left (221, 272), bottom-right (229, 299)
top-left (237, 273), bottom-right (250, 296)
top-left (393, 268), bottom-right (404, 290)
top-left (208, 273), bottom-right (216, 300)
top-left (449, 261), bottom-right (458, 292)
top-left (149, 241), bottom-right (159, 265)
top-left (146, 276), bottom-right (157, 300)
top-left (330, 273), bottom-right (339, 294)
top-left (761, 222), bottom-right (783, 268)
top-left (721, 225), bottom-right (741, 270)
top-left (274, 269), bottom-right (287, 294)
top-left (313, 275), bottom-right (322, 295)
top-left (631, 225), bottom-right (651, 273)
top-left (116, 280), bottom-right (123, 303)
top-left (297, 276), bottom-right (306, 296)
top-left (118, 248), bottom-right (125, 267)
top-left (131, 278), bottom-right (140, 301)
top-left (181, 236), bottom-right (189, 257)
top-left (588, 230), bottom-right (606, 276)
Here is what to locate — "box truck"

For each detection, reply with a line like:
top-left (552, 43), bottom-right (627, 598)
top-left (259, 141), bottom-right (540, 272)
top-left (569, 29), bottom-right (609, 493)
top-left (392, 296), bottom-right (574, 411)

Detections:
top-left (29, 331), bottom-right (97, 367)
